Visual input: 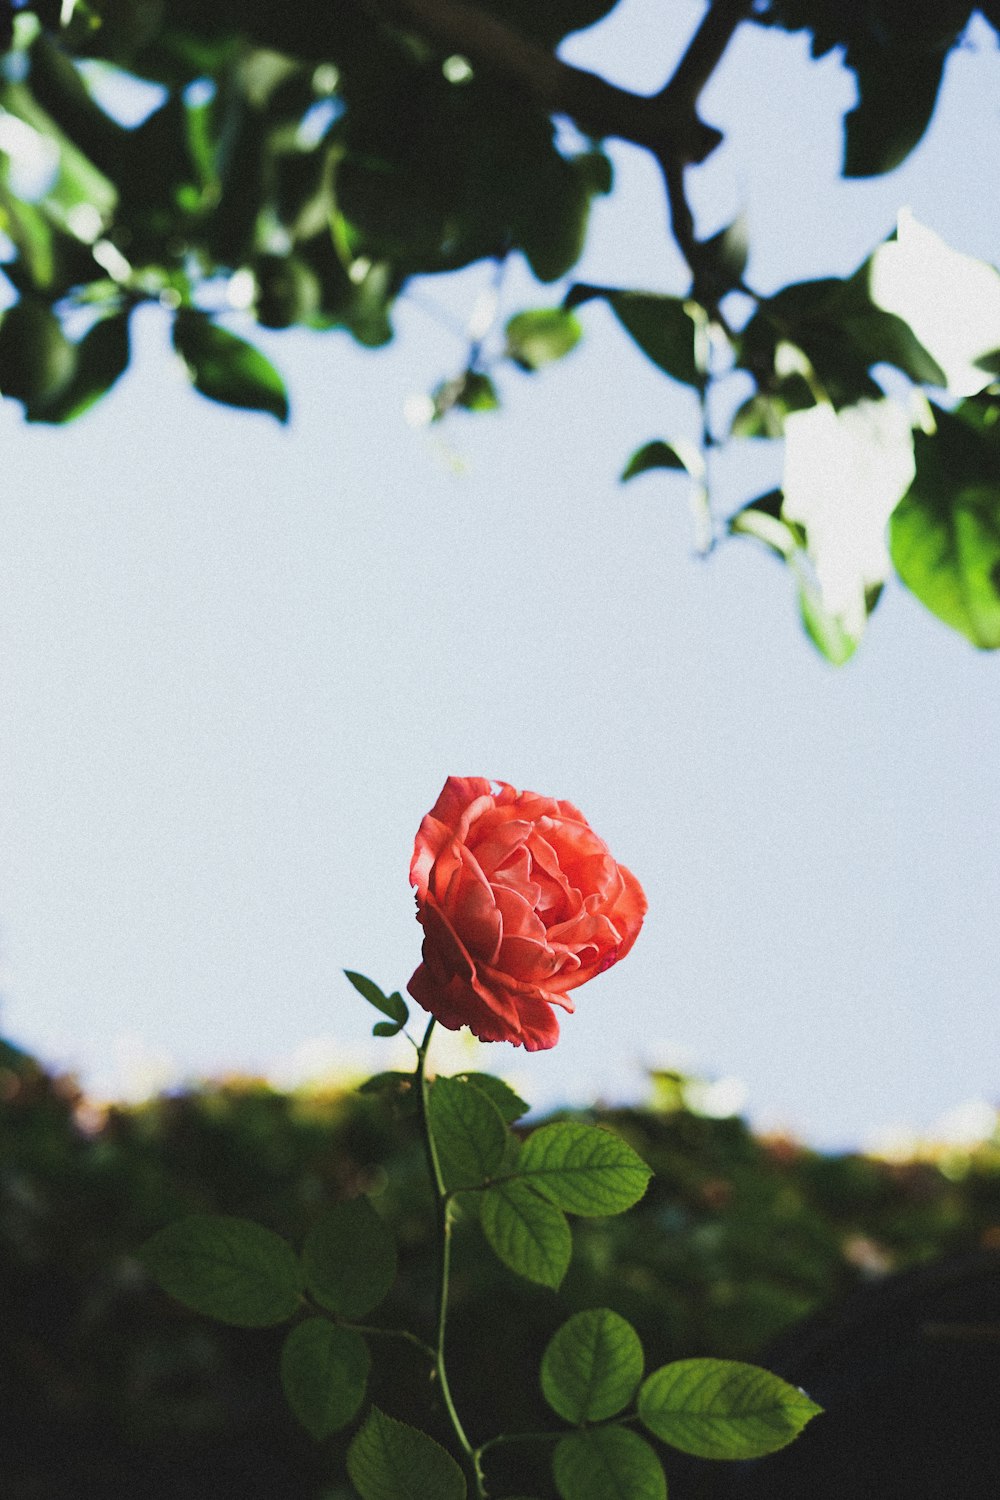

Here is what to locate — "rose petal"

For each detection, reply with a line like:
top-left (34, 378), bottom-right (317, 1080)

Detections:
top-left (609, 864), bottom-right (647, 961)
top-left (509, 995), bottom-right (562, 1051)
top-left (491, 882), bottom-right (547, 942)
top-left (448, 850), bottom-right (503, 964)
top-left (408, 778), bottom-right (645, 1050)
top-left (467, 813), bottom-right (532, 874)
top-left (545, 910), bottom-right (621, 957)
top-left (418, 899), bottom-right (475, 984)
top-left (422, 777), bottom-right (501, 853)
top-left (410, 814), bottom-right (455, 897)
top-left (407, 964), bottom-right (563, 1050)
top-left (496, 932), bottom-right (564, 984)
top-left (407, 966), bottom-right (510, 1040)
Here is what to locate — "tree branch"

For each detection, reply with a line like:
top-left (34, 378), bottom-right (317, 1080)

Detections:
top-left (363, 0), bottom-right (751, 166)
top-left (361, 0), bottom-right (753, 299)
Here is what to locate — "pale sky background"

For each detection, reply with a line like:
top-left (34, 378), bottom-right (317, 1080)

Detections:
top-left (1, 1), bottom-right (999, 1150)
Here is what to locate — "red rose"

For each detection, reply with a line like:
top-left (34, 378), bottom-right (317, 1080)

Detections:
top-left (407, 777), bottom-right (646, 1051)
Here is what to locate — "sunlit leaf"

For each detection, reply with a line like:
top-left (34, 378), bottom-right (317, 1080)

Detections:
top-left (541, 1308), bottom-right (644, 1423)
top-left (782, 398), bottom-right (914, 643)
top-left (870, 211), bottom-right (1000, 397)
top-left (480, 1178), bottom-right (571, 1289)
top-left (890, 402), bottom-right (1000, 648)
top-left (518, 1122), bottom-right (651, 1216)
top-left (638, 1358), bottom-right (822, 1459)
top-left (506, 308), bottom-right (581, 371)
top-left (429, 1075), bottom-right (508, 1191)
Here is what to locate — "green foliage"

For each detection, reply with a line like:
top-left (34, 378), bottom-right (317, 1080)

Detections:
top-left (638, 1357), bottom-right (822, 1459)
top-left (552, 1427), bottom-right (666, 1500)
top-left (280, 1318), bottom-right (370, 1439)
top-left (301, 1196), bottom-right (398, 1317)
top-left (505, 309), bottom-right (582, 371)
top-left (541, 1307), bottom-right (644, 1423)
top-left (432, 369), bottom-right (501, 418)
top-left (756, 0), bottom-right (975, 176)
top-left (429, 1073), bottom-right (509, 1190)
top-left (6, 1034), bottom-right (1000, 1497)
top-left (890, 401), bottom-right (1000, 647)
top-left (566, 286), bottom-right (707, 388)
top-left (347, 1406), bottom-right (467, 1500)
top-left (0, 1), bottom-right (996, 659)
top-left (518, 1121), bottom-right (652, 1216)
top-left (0, 297), bottom-right (76, 415)
top-left (171, 309), bottom-right (289, 421)
top-left (480, 1176), bottom-right (573, 1289)
top-left (451, 1071), bottom-right (530, 1123)
top-left (345, 971), bottom-right (410, 1036)
top-left (728, 490), bottom-right (866, 666)
top-left (140, 1212), bottom-right (303, 1326)
top-left (32, 308), bottom-right (131, 422)
top-left (735, 267), bottom-right (945, 410)
top-left (621, 439), bottom-right (702, 483)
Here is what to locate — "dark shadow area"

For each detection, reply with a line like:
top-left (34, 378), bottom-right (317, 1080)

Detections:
top-left (3, 1036), bottom-right (999, 1498)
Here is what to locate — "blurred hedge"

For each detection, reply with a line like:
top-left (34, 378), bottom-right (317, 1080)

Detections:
top-left (3, 1036), bottom-right (998, 1498)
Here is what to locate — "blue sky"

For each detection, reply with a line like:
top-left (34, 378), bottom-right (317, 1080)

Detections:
top-left (1, 2), bottom-right (999, 1149)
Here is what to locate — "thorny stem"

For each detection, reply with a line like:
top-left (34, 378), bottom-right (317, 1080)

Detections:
top-left (415, 1018), bottom-right (489, 1496)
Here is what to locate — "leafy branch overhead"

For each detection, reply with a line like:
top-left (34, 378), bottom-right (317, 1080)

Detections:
top-left (0, 1), bottom-right (998, 658)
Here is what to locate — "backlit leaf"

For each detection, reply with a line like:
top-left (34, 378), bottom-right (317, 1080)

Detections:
top-left (453, 1072), bottom-right (529, 1123)
top-left (429, 1074), bottom-right (508, 1191)
top-left (506, 308), bottom-right (581, 371)
top-left (518, 1122), bottom-right (651, 1216)
top-left (480, 1178), bottom-right (571, 1289)
top-left (541, 1308), bottom-right (644, 1424)
top-left (638, 1358), bottom-right (822, 1459)
top-left (890, 400), bottom-right (1000, 648)
top-left (30, 310), bottom-right (129, 423)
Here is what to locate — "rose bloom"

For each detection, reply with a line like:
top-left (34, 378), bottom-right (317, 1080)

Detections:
top-left (407, 777), bottom-right (646, 1050)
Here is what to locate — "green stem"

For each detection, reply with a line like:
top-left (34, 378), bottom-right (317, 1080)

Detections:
top-left (475, 1429), bottom-right (563, 1459)
top-left (347, 1322), bottom-right (436, 1362)
top-left (416, 1019), bottom-right (488, 1496)
top-left (475, 1410), bottom-right (642, 1466)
